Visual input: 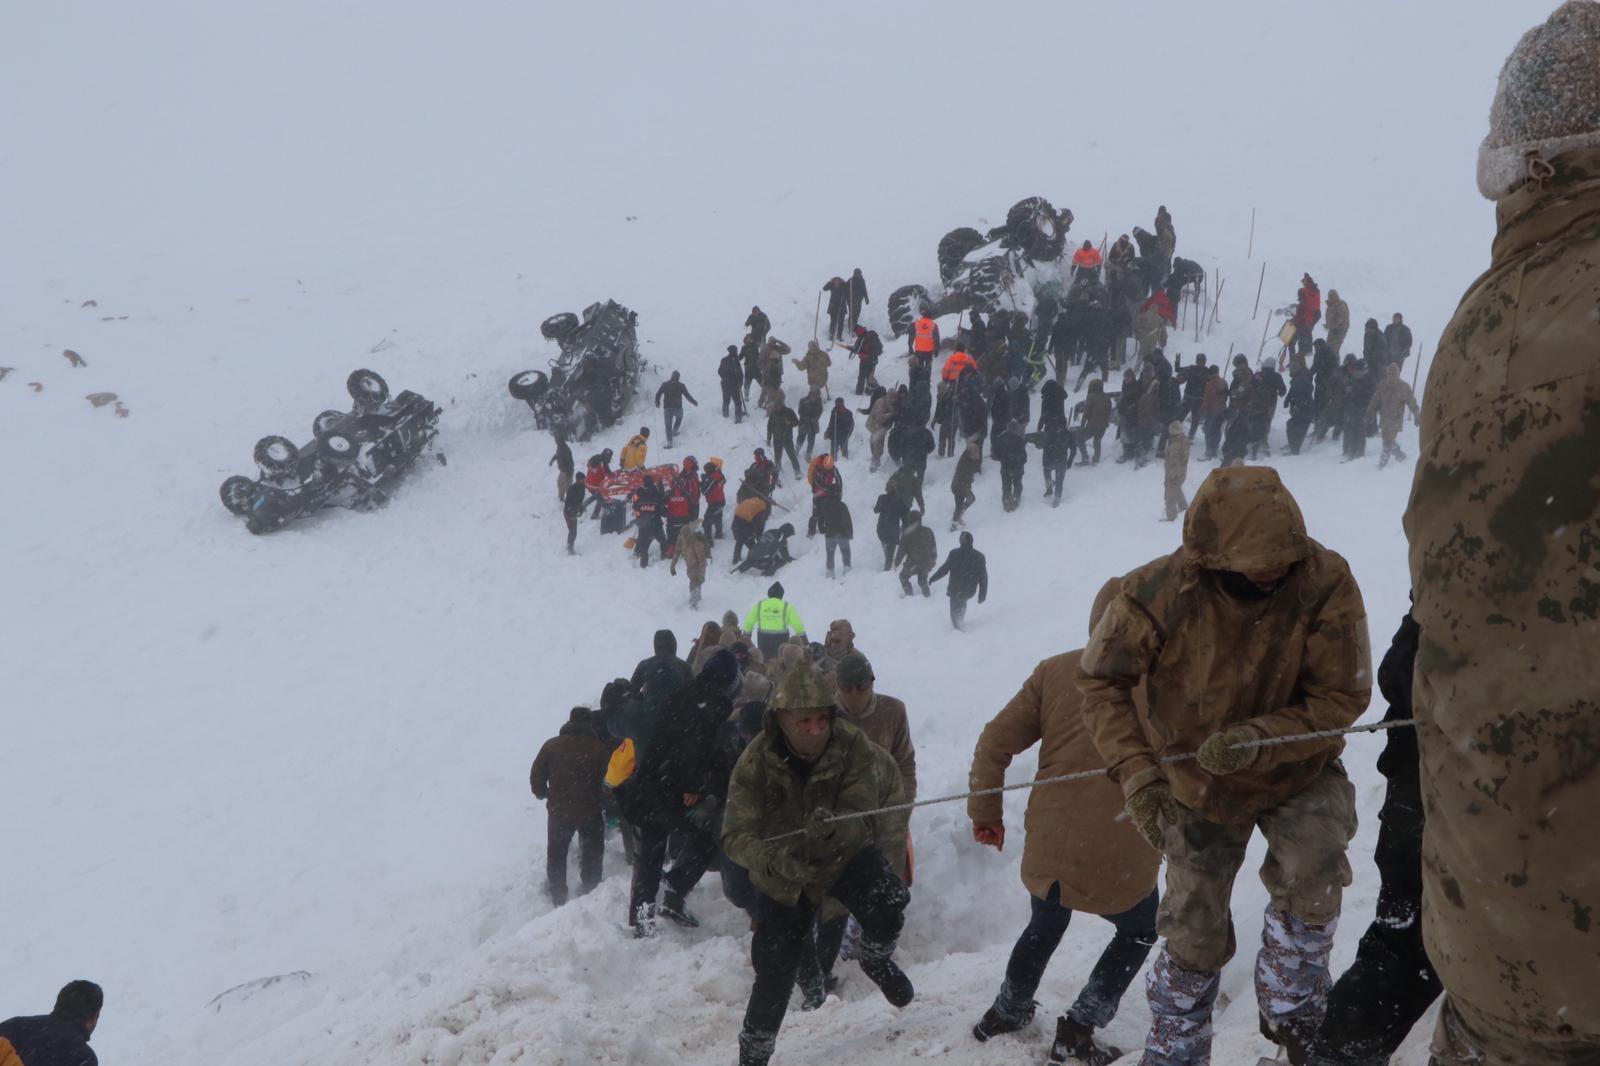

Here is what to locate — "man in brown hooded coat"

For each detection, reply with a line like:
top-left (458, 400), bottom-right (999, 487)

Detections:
top-left (1079, 465), bottom-right (1371, 1064)
top-left (1404, 7), bottom-right (1600, 1061)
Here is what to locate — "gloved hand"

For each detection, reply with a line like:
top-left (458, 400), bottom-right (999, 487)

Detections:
top-left (685, 795), bottom-right (721, 833)
top-left (1126, 781), bottom-right (1181, 852)
top-left (804, 806), bottom-right (837, 840)
top-left (971, 823), bottom-right (1005, 852)
top-left (1196, 727), bottom-right (1260, 776)
top-left (766, 848), bottom-right (822, 886)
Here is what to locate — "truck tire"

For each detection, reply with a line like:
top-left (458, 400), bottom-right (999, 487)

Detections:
top-left (937, 227), bottom-right (986, 285)
top-left (253, 435), bottom-right (299, 476)
top-left (888, 284), bottom-right (931, 339)
top-left (319, 431), bottom-right (358, 463)
top-left (312, 410), bottom-right (345, 442)
top-left (540, 312), bottom-right (580, 342)
top-left (963, 257), bottom-right (1008, 314)
top-left (220, 476), bottom-right (257, 516)
top-left (1005, 196), bottom-right (1066, 262)
top-left (508, 369), bottom-right (544, 402)
top-left (347, 369), bottom-right (390, 407)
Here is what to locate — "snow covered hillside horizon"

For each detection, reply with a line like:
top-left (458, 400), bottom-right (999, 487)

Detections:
top-left (2, 2), bottom-right (1554, 1064)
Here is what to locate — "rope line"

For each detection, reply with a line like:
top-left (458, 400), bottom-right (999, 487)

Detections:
top-left (763, 718), bottom-right (1414, 842)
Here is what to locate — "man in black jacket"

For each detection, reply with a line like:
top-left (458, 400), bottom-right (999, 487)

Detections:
top-left (719, 346), bottom-right (746, 422)
top-left (632, 476), bottom-right (669, 568)
top-left (929, 532), bottom-right (988, 629)
top-left (655, 371), bottom-right (698, 447)
top-left (823, 277), bottom-right (850, 342)
top-left (824, 398), bottom-right (854, 458)
top-left (846, 325), bottom-right (882, 394)
top-left (745, 306), bottom-right (771, 345)
top-left (624, 650), bottom-right (743, 936)
top-left (847, 268), bottom-right (870, 331)
top-left (0, 981), bottom-right (103, 1066)
top-left (562, 476), bottom-right (587, 554)
top-left (1302, 610), bottom-right (1440, 1066)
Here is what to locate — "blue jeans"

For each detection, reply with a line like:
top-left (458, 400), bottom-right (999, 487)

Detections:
top-left (994, 883), bottom-right (1159, 1028)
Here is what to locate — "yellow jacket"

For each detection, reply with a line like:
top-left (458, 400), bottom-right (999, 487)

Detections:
top-left (620, 435), bottom-right (648, 470)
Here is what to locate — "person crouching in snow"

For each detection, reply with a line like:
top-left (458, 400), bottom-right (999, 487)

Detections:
top-left (721, 662), bottom-right (914, 1066)
top-left (1079, 466), bottom-right (1370, 1065)
top-left (968, 578), bottom-right (1162, 1065)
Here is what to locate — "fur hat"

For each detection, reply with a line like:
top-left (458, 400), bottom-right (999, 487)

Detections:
top-left (1479, 2), bottom-right (1600, 200)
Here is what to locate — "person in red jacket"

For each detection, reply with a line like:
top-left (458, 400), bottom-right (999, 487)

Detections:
top-left (700, 460), bottom-right (727, 541)
top-left (1292, 274), bottom-right (1321, 359)
top-left (1141, 289), bottom-right (1177, 328)
top-left (584, 447), bottom-right (614, 518)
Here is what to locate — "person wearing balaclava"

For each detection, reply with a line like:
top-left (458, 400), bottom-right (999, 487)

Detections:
top-left (1404, 4), bottom-right (1600, 1062)
top-left (721, 662), bottom-right (913, 1066)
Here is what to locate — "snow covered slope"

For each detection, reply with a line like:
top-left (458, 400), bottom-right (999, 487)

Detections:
top-left (1, 2), bottom-right (1551, 1064)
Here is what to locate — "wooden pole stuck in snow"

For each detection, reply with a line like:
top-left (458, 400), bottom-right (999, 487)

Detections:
top-left (1412, 334), bottom-right (1426, 390)
top-left (813, 290), bottom-right (822, 342)
top-left (1248, 206), bottom-right (1256, 258)
top-left (1206, 278), bottom-right (1226, 334)
top-left (1252, 262), bottom-right (1266, 320)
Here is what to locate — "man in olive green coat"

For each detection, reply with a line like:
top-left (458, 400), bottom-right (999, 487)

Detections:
top-left (722, 663), bottom-right (914, 1066)
top-left (1406, 8), bottom-right (1600, 1061)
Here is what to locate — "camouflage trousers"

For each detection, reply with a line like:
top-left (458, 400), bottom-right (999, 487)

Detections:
top-left (1164, 478), bottom-right (1188, 521)
top-left (1430, 996), bottom-right (1600, 1066)
top-left (1157, 764), bottom-right (1357, 972)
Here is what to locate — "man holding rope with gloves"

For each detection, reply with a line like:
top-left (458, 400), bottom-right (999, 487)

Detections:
top-left (1079, 465), bottom-right (1371, 1066)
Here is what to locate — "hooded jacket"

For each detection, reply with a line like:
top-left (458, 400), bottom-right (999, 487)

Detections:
top-left (530, 720), bottom-right (613, 823)
top-left (1404, 149), bottom-right (1600, 1041)
top-left (930, 539), bottom-right (988, 600)
top-left (1079, 466), bottom-right (1372, 825)
top-left (1366, 363), bottom-right (1420, 433)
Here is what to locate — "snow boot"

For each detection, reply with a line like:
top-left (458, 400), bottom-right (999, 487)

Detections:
top-left (738, 1027), bottom-right (776, 1066)
top-left (857, 939), bottom-right (914, 1008)
top-left (659, 893), bottom-right (700, 929)
top-left (972, 984), bottom-right (1035, 1041)
top-left (1142, 948), bottom-right (1220, 1066)
top-left (1048, 1015), bottom-right (1123, 1065)
top-left (631, 902), bottom-right (659, 939)
top-left (1255, 907), bottom-right (1336, 1065)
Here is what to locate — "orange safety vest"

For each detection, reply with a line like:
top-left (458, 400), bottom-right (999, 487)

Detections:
top-left (1072, 246), bottom-right (1103, 269)
top-left (941, 350), bottom-right (975, 382)
top-left (912, 317), bottom-right (937, 353)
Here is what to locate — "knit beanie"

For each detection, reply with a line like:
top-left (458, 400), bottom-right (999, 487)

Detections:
top-left (1479, 1), bottom-right (1600, 200)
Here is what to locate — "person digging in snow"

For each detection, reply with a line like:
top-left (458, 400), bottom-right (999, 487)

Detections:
top-left (969, 577), bottom-right (1162, 1066)
top-left (894, 510), bottom-right (937, 597)
top-left (1079, 465), bottom-right (1371, 1065)
top-left (721, 662), bottom-right (914, 1066)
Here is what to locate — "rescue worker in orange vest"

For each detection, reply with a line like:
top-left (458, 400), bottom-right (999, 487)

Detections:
top-left (909, 314), bottom-right (940, 378)
top-left (1071, 240), bottom-right (1103, 280)
top-left (942, 348), bottom-right (978, 383)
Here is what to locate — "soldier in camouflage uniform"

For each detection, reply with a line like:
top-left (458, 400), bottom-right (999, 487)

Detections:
top-left (1080, 466), bottom-right (1371, 1065)
top-left (1365, 363), bottom-right (1420, 467)
top-left (1404, 7), bottom-right (1600, 1062)
top-left (722, 662), bottom-right (914, 1066)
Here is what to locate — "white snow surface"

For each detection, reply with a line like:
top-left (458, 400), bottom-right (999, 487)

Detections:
top-left (1, 2), bottom-right (1553, 1064)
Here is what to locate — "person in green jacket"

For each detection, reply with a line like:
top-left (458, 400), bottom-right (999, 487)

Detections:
top-left (722, 663), bottom-right (914, 1066)
top-left (743, 582), bottom-right (805, 658)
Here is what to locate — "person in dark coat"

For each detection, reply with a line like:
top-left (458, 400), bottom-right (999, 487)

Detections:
top-left (929, 531), bottom-right (988, 629)
top-left (1382, 312), bottom-right (1412, 371)
top-left (562, 476), bottom-right (587, 554)
top-left (814, 492), bottom-right (853, 578)
top-left (822, 277), bottom-right (850, 342)
top-left (1361, 318), bottom-right (1389, 372)
top-left (847, 325), bottom-right (882, 395)
top-left (0, 982), bottom-right (103, 1066)
top-left (994, 420), bottom-right (1028, 512)
top-left (873, 490), bottom-right (909, 571)
top-left (1249, 362), bottom-right (1287, 458)
top-left (1028, 419), bottom-right (1076, 508)
top-left (824, 398), bottom-right (854, 459)
top-left (767, 404), bottom-right (802, 479)
top-left (933, 381), bottom-right (958, 457)
top-left (632, 476), bottom-right (669, 568)
top-left (1301, 609), bottom-right (1440, 1065)
top-left (624, 650), bottom-right (743, 935)
top-left (1341, 358), bottom-right (1378, 460)
top-left (988, 382), bottom-right (1012, 458)
top-left (745, 306), bottom-right (771, 345)
top-left (1284, 365), bottom-right (1315, 455)
top-left (1037, 378), bottom-right (1067, 431)
top-left (957, 371), bottom-right (989, 443)
top-left (719, 346), bottom-right (747, 422)
top-left (847, 268), bottom-right (870, 331)
top-left (741, 334), bottom-right (763, 400)
top-left (797, 389), bottom-right (824, 460)
top-left (1178, 354), bottom-right (1209, 439)
top-left (655, 371), bottom-right (699, 447)
top-left (550, 435), bottom-right (575, 502)
top-left (900, 421), bottom-right (936, 499)
top-left (733, 523), bottom-right (796, 577)
top-left (625, 629), bottom-right (693, 748)
top-left (531, 707), bottom-right (613, 905)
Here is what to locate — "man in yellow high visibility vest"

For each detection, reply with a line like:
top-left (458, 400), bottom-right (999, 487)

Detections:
top-left (743, 581), bottom-right (805, 658)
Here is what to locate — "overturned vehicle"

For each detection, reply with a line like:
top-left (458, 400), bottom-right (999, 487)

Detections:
top-left (219, 369), bottom-right (442, 534)
top-left (887, 196), bottom-right (1073, 337)
top-left (509, 300), bottom-right (641, 441)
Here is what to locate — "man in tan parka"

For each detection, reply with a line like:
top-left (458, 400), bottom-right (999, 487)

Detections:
top-left (1163, 419), bottom-right (1190, 520)
top-left (1323, 288), bottom-right (1350, 355)
top-left (1404, 6), bottom-right (1600, 1062)
top-left (668, 523), bottom-right (711, 609)
top-left (1079, 465), bottom-right (1371, 1065)
top-left (793, 339), bottom-right (832, 394)
top-left (968, 577), bottom-right (1162, 1066)
top-left (1365, 362), bottom-right (1420, 468)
